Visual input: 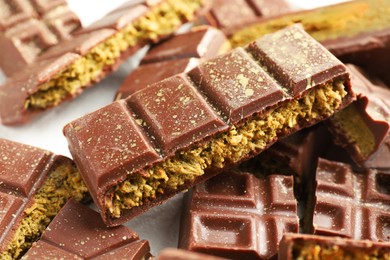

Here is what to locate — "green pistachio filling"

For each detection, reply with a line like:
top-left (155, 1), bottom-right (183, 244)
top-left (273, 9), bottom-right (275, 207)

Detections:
top-left (106, 81), bottom-right (348, 218)
top-left (229, 0), bottom-right (390, 48)
top-left (331, 103), bottom-right (375, 159)
top-left (25, 0), bottom-right (204, 110)
top-left (293, 243), bottom-right (390, 260)
top-left (0, 163), bottom-right (88, 260)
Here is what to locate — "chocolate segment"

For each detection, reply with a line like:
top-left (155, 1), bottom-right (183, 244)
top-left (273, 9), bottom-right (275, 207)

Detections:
top-left (63, 25), bottom-right (354, 226)
top-left (0, 138), bottom-right (88, 259)
top-left (115, 26), bottom-right (229, 100)
top-left (0, 0), bottom-right (208, 125)
top-left (0, 0), bottom-right (81, 76)
top-left (156, 248), bottom-right (229, 260)
top-left (22, 200), bottom-right (151, 259)
top-left (307, 158), bottom-right (390, 241)
top-left (200, 0), bottom-right (293, 36)
top-left (179, 171), bottom-right (298, 259)
top-left (229, 0), bottom-right (390, 86)
top-left (327, 64), bottom-right (390, 167)
top-left (279, 233), bottom-right (390, 260)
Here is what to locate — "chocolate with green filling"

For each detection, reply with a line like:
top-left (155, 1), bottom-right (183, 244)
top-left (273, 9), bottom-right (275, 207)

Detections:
top-left (63, 25), bottom-right (354, 226)
top-left (0, 0), bottom-right (208, 125)
top-left (279, 233), bottom-right (390, 260)
top-left (0, 138), bottom-right (88, 259)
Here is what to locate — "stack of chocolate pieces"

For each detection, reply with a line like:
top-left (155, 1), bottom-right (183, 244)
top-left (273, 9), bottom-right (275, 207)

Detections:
top-left (1, 0), bottom-right (390, 259)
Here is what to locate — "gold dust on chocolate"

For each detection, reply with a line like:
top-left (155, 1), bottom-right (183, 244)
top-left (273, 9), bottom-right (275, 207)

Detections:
top-left (63, 25), bottom-right (353, 225)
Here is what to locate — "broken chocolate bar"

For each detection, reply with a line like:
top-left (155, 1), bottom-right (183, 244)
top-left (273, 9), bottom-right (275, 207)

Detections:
top-left (179, 171), bottom-right (298, 259)
top-left (279, 233), bottom-right (390, 260)
top-left (305, 158), bottom-right (390, 242)
top-left (155, 248), bottom-right (228, 260)
top-left (328, 64), bottom-right (390, 167)
top-left (229, 0), bottom-right (390, 86)
top-left (0, 0), bottom-right (81, 76)
top-left (0, 138), bottom-right (88, 259)
top-left (115, 25), bottom-right (229, 100)
top-left (63, 25), bottom-right (354, 226)
top-left (0, 0), bottom-right (208, 125)
top-left (22, 200), bottom-right (151, 260)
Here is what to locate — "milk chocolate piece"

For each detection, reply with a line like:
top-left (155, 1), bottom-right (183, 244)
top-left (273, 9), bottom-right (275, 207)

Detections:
top-left (306, 158), bottom-right (390, 241)
top-left (64, 25), bottom-right (354, 226)
top-left (141, 26), bottom-right (229, 64)
top-left (201, 0), bottom-right (293, 36)
top-left (155, 248), bottom-right (228, 260)
top-left (22, 200), bottom-right (151, 260)
top-left (115, 26), bottom-right (228, 100)
top-left (0, 0), bottom-right (208, 125)
top-left (179, 171), bottom-right (298, 259)
top-left (279, 233), bottom-right (390, 260)
top-left (115, 58), bottom-right (200, 100)
top-left (328, 64), bottom-right (390, 167)
top-left (0, 138), bottom-right (88, 259)
top-left (229, 0), bottom-right (390, 85)
top-left (0, 0), bottom-right (81, 76)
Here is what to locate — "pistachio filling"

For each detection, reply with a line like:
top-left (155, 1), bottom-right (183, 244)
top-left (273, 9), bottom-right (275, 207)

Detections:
top-left (331, 103), bottom-right (375, 159)
top-left (25, 0), bottom-right (204, 110)
top-left (0, 163), bottom-right (88, 260)
top-left (293, 243), bottom-right (390, 260)
top-left (106, 82), bottom-right (348, 218)
top-left (229, 0), bottom-right (390, 48)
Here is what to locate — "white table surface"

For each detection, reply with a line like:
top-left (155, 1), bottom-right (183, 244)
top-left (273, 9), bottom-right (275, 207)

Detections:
top-left (0, 0), bottom-right (347, 255)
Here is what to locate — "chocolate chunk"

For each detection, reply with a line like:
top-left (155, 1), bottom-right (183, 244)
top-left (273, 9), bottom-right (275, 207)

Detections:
top-left (306, 158), bottom-right (390, 241)
top-left (115, 58), bottom-right (200, 100)
top-left (0, 138), bottom-right (88, 259)
top-left (63, 25), bottom-right (354, 226)
top-left (179, 171), bottom-right (298, 259)
top-left (141, 26), bottom-right (229, 64)
top-left (0, 0), bottom-right (209, 125)
top-left (229, 0), bottom-right (390, 86)
top-left (279, 233), bottom-right (390, 259)
top-left (200, 0), bottom-right (293, 36)
top-left (22, 200), bottom-right (151, 259)
top-left (0, 0), bottom-right (81, 76)
top-left (115, 26), bottom-right (228, 100)
top-left (327, 64), bottom-right (390, 167)
top-left (156, 248), bottom-right (229, 260)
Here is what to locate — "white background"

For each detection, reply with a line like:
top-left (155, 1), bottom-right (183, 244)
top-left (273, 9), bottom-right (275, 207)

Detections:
top-left (0, 0), bottom-right (347, 255)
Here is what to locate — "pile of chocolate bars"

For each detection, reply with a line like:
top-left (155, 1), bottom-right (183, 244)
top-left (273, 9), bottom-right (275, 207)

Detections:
top-left (1, 0), bottom-right (390, 259)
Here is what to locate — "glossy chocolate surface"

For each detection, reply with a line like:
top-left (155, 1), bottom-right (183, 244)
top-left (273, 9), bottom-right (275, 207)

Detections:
top-left (116, 26), bottom-right (227, 100)
top-left (64, 25), bottom-right (353, 226)
top-left (310, 158), bottom-right (390, 241)
top-left (156, 248), bottom-right (229, 260)
top-left (0, 0), bottom-right (81, 76)
top-left (141, 26), bottom-right (228, 64)
top-left (202, 0), bottom-right (293, 36)
top-left (279, 233), bottom-right (390, 260)
top-left (328, 64), bottom-right (390, 167)
top-left (179, 171), bottom-right (298, 259)
top-left (0, 138), bottom-right (73, 255)
top-left (22, 200), bottom-right (151, 259)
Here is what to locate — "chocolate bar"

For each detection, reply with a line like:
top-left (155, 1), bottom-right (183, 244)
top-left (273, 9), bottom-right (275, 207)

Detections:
top-left (115, 25), bottom-right (229, 100)
top-left (155, 248), bottom-right (228, 260)
top-left (0, 0), bottom-right (208, 125)
top-left (22, 200), bottom-right (151, 259)
top-left (305, 158), bottom-right (390, 241)
top-left (200, 0), bottom-right (293, 36)
top-left (328, 64), bottom-right (390, 168)
top-left (64, 24), bottom-right (353, 226)
top-left (279, 233), bottom-right (390, 259)
top-left (179, 171), bottom-right (298, 259)
top-left (0, 0), bottom-right (81, 76)
top-left (0, 138), bottom-right (88, 259)
top-left (228, 0), bottom-right (390, 86)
